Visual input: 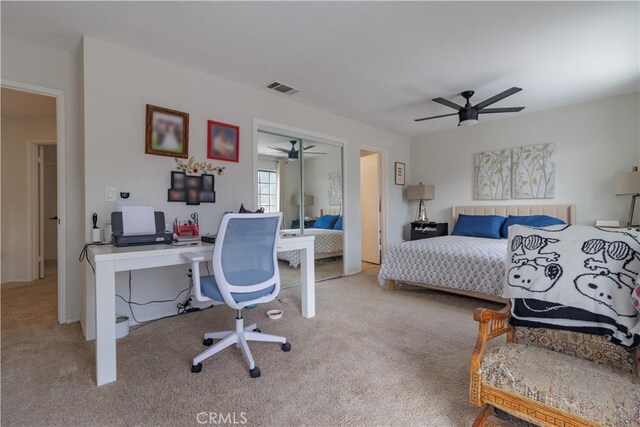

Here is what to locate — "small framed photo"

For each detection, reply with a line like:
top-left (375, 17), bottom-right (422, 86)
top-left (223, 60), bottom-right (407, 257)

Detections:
top-left (145, 104), bottom-right (189, 158)
top-left (394, 162), bottom-right (406, 186)
top-left (207, 120), bottom-right (239, 163)
top-left (186, 175), bottom-right (202, 191)
top-left (201, 174), bottom-right (214, 192)
top-left (186, 188), bottom-right (201, 205)
top-left (171, 171), bottom-right (186, 190)
top-left (168, 189), bottom-right (186, 202)
top-left (199, 191), bottom-right (216, 203)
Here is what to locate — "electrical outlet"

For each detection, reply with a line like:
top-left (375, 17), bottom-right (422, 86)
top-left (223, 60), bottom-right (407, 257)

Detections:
top-left (105, 187), bottom-right (116, 201)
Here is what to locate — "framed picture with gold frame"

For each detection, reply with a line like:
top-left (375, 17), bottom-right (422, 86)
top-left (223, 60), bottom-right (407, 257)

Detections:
top-left (145, 104), bottom-right (189, 158)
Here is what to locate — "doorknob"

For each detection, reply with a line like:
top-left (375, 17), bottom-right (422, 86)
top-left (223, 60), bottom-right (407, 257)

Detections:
top-left (49, 216), bottom-right (58, 220)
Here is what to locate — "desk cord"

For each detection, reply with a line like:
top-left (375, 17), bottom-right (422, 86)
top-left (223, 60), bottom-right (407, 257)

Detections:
top-left (79, 242), bottom-right (112, 274)
top-left (116, 272), bottom-right (193, 324)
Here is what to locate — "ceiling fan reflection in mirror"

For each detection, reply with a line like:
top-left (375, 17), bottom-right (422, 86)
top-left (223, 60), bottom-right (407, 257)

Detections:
top-left (415, 87), bottom-right (525, 126)
top-left (268, 140), bottom-right (327, 160)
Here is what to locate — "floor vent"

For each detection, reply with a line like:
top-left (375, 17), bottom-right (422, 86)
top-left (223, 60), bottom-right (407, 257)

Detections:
top-left (266, 81), bottom-right (298, 95)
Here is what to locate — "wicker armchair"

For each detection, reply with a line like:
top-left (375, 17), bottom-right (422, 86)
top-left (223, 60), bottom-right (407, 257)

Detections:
top-left (469, 304), bottom-right (640, 427)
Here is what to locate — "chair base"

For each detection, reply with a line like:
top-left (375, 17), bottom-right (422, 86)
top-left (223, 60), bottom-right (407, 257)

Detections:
top-left (191, 313), bottom-right (288, 377)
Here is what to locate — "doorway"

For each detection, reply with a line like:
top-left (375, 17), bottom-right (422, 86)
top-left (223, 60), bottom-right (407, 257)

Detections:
top-left (360, 149), bottom-right (383, 266)
top-left (1, 82), bottom-right (66, 324)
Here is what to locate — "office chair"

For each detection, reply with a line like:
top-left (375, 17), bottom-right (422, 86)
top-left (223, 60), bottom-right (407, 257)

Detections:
top-left (183, 213), bottom-right (290, 378)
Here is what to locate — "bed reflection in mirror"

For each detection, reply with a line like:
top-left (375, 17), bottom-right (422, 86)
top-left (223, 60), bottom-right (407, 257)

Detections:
top-left (256, 131), bottom-right (343, 287)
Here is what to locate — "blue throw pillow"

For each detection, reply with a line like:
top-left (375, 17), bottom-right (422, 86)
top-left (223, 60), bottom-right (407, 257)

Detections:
top-left (314, 215), bottom-right (339, 229)
top-left (501, 215), bottom-right (566, 238)
top-left (333, 216), bottom-right (343, 230)
top-left (451, 214), bottom-right (505, 239)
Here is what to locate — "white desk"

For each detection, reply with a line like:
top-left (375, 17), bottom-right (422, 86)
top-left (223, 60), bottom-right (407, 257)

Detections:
top-left (85, 235), bottom-right (314, 386)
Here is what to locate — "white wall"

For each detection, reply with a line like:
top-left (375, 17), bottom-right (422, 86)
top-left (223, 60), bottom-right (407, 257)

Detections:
top-left (1, 114), bottom-right (56, 282)
top-left (1, 37), bottom-right (84, 320)
top-left (83, 36), bottom-right (410, 323)
top-left (410, 93), bottom-right (640, 227)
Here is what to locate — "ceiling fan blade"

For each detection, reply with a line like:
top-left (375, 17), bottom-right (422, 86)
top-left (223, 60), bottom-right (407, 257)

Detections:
top-left (268, 146), bottom-right (290, 153)
top-left (478, 107), bottom-right (525, 114)
top-left (432, 97), bottom-right (463, 111)
top-left (473, 87), bottom-right (522, 110)
top-left (414, 112), bottom-right (458, 122)
top-left (303, 145), bottom-right (315, 150)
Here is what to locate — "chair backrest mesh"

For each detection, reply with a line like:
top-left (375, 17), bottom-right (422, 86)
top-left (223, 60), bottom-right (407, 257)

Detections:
top-left (220, 216), bottom-right (279, 287)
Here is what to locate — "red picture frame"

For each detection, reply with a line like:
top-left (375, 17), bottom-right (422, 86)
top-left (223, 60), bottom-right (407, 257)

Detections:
top-left (207, 120), bottom-right (239, 163)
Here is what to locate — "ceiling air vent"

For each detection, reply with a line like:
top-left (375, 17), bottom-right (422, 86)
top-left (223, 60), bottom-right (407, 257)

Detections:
top-left (266, 81), bottom-right (298, 95)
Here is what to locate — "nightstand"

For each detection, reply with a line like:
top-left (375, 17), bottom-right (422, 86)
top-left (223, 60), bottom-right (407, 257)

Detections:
top-left (410, 222), bottom-right (448, 240)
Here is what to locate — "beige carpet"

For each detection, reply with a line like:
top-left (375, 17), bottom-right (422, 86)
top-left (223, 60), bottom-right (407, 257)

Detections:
top-left (2, 266), bottom-right (502, 426)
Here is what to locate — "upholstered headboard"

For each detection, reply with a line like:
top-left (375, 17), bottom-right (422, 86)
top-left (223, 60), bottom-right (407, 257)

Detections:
top-left (320, 207), bottom-right (342, 216)
top-left (451, 204), bottom-right (576, 227)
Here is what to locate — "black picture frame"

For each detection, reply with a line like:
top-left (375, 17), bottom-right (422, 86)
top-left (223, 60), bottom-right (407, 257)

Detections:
top-left (199, 191), bottom-right (216, 203)
top-left (168, 189), bottom-right (186, 202)
top-left (201, 174), bottom-right (214, 192)
top-left (186, 188), bottom-right (201, 205)
top-left (171, 171), bottom-right (186, 190)
top-left (186, 175), bottom-right (202, 191)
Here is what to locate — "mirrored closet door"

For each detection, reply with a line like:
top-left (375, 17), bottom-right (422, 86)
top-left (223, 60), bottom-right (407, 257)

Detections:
top-left (256, 130), bottom-right (343, 287)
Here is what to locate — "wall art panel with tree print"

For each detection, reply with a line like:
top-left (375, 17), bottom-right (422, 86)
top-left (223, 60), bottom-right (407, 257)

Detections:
top-left (474, 149), bottom-right (511, 200)
top-left (512, 143), bottom-right (556, 199)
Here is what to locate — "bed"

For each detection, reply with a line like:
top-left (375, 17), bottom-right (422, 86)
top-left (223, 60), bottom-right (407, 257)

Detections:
top-left (378, 204), bottom-right (576, 302)
top-left (278, 228), bottom-right (343, 268)
top-left (278, 209), bottom-right (343, 268)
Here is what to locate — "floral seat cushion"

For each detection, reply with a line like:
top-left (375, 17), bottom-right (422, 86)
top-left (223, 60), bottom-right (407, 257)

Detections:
top-left (480, 343), bottom-right (640, 426)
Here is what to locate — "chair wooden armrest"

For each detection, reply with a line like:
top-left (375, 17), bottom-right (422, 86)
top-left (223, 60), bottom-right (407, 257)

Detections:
top-left (469, 304), bottom-right (512, 407)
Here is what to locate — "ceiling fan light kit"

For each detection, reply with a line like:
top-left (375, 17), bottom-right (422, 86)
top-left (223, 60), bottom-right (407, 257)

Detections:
top-left (415, 87), bottom-right (525, 127)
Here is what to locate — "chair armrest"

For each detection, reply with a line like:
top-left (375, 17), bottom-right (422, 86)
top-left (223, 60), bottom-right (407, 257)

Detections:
top-left (182, 252), bottom-right (206, 262)
top-left (470, 304), bottom-right (512, 374)
top-left (181, 252), bottom-right (211, 302)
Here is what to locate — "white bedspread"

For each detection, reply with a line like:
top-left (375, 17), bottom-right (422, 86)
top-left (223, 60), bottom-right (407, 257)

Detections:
top-left (378, 236), bottom-right (508, 297)
top-left (278, 228), bottom-right (343, 268)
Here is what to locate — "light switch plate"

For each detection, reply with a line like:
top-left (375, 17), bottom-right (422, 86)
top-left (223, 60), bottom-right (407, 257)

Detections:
top-left (105, 187), bottom-right (116, 201)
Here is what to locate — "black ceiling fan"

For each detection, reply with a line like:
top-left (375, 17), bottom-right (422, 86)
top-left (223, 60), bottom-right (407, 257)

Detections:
top-left (268, 140), bottom-right (327, 160)
top-left (415, 87), bottom-right (525, 126)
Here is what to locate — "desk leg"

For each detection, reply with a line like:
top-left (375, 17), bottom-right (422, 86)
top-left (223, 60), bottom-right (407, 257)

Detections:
top-left (300, 245), bottom-right (315, 318)
top-left (95, 261), bottom-right (117, 386)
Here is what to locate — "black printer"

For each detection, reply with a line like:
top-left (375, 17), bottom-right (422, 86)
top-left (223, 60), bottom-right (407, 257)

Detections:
top-left (111, 211), bottom-right (173, 247)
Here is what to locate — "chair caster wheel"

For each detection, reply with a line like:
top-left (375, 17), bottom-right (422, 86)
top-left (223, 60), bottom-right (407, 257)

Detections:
top-left (249, 367), bottom-right (261, 378)
top-left (282, 342), bottom-right (291, 352)
top-left (253, 328), bottom-right (261, 333)
top-left (203, 338), bottom-right (214, 346)
top-left (191, 363), bottom-right (203, 373)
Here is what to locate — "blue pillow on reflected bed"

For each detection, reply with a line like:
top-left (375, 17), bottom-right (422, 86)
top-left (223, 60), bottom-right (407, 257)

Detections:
top-left (314, 215), bottom-right (339, 229)
top-left (451, 214), bottom-right (505, 239)
top-left (333, 216), bottom-right (343, 230)
top-left (501, 215), bottom-right (565, 238)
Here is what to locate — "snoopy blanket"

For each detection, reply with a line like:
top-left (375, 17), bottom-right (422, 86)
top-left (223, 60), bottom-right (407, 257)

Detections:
top-left (502, 224), bottom-right (640, 348)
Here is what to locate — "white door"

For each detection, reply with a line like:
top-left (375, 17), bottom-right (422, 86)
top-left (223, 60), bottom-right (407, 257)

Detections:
top-left (37, 145), bottom-right (45, 278)
top-left (360, 152), bottom-right (381, 264)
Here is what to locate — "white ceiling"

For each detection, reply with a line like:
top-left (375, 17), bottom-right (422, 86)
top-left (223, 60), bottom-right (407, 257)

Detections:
top-left (2, 2), bottom-right (638, 137)
top-left (257, 132), bottom-right (331, 160)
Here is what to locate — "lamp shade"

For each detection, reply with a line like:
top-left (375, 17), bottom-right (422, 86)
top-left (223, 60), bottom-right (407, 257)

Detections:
top-left (292, 194), bottom-right (314, 206)
top-left (406, 184), bottom-right (435, 201)
top-left (614, 171), bottom-right (640, 195)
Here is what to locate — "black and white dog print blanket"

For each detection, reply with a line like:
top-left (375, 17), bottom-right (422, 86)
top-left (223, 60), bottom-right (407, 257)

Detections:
top-left (502, 224), bottom-right (640, 347)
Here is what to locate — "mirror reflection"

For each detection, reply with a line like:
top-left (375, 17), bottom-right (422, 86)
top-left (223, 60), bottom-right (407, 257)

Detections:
top-left (257, 131), bottom-right (343, 286)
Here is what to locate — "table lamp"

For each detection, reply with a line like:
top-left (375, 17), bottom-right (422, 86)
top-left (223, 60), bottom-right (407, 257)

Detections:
top-left (614, 166), bottom-right (640, 227)
top-left (292, 194), bottom-right (314, 207)
top-left (406, 183), bottom-right (435, 222)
